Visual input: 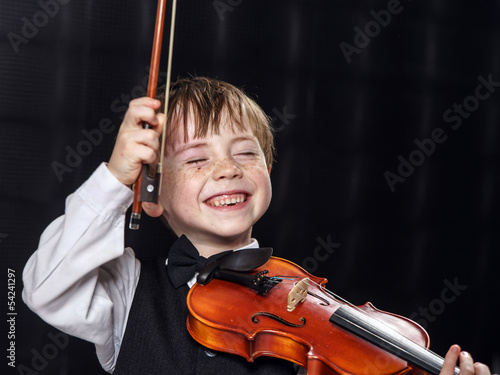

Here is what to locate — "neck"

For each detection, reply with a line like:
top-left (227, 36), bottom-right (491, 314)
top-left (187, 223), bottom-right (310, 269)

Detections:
top-left (184, 234), bottom-right (254, 258)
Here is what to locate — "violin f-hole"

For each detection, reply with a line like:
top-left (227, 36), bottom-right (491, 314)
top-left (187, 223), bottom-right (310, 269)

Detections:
top-left (252, 312), bottom-right (306, 328)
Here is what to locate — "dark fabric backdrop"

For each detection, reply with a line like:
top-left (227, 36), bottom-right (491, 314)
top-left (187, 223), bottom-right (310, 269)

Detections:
top-left (1, 0), bottom-right (499, 374)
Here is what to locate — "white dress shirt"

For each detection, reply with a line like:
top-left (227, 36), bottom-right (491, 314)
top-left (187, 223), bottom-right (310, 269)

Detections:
top-left (23, 163), bottom-right (138, 372)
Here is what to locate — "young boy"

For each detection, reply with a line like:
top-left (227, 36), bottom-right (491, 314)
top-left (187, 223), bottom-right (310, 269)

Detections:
top-left (22, 77), bottom-right (490, 374)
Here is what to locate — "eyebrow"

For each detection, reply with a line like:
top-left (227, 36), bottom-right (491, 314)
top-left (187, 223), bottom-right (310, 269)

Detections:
top-left (232, 135), bottom-right (258, 144)
top-left (174, 142), bottom-right (208, 156)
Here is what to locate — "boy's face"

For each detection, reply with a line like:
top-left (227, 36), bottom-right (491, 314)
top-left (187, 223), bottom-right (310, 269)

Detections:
top-left (156, 111), bottom-right (272, 250)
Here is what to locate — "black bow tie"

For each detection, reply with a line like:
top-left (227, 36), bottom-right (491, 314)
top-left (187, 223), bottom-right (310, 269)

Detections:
top-left (167, 235), bottom-right (274, 289)
top-left (167, 235), bottom-right (233, 288)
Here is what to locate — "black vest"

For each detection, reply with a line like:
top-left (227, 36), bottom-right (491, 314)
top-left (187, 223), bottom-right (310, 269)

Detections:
top-left (113, 256), bottom-right (297, 374)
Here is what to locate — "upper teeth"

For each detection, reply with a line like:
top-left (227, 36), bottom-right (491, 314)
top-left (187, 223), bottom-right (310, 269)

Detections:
top-left (207, 194), bottom-right (246, 207)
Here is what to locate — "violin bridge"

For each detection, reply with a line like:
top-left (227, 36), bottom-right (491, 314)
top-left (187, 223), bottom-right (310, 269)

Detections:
top-left (287, 278), bottom-right (309, 312)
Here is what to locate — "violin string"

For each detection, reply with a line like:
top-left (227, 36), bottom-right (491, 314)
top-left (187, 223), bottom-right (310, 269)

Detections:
top-left (159, 0), bottom-right (178, 169)
top-left (255, 273), bottom-right (449, 371)
top-left (274, 276), bottom-right (445, 367)
top-left (329, 310), bottom-right (444, 373)
top-left (316, 282), bottom-right (445, 361)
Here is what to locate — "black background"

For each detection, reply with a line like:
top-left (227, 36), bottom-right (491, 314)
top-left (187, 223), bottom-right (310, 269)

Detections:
top-left (1, 0), bottom-right (499, 374)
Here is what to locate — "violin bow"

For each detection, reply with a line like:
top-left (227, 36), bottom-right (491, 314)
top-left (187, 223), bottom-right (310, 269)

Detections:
top-left (129, 0), bottom-right (178, 230)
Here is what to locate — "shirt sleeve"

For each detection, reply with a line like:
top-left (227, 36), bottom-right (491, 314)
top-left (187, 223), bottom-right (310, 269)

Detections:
top-left (22, 162), bottom-right (139, 373)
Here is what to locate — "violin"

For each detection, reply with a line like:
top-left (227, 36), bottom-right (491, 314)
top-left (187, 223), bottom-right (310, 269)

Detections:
top-left (187, 255), bottom-right (459, 375)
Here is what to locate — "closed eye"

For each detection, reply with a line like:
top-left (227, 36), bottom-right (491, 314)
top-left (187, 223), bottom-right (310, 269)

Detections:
top-left (187, 159), bottom-right (207, 165)
top-left (234, 151), bottom-right (261, 160)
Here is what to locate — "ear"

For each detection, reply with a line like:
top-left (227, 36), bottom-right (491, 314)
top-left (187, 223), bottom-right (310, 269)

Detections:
top-left (142, 202), bottom-right (164, 218)
top-left (268, 165), bottom-right (272, 175)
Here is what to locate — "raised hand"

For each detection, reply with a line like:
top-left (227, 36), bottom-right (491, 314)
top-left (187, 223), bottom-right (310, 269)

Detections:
top-left (107, 98), bottom-right (164, 186)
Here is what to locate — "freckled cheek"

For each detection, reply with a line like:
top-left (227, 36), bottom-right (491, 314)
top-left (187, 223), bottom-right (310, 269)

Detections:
top-left (241, 159), bottom-right (269, 173)
top-left (160, 168), bottom-right (176, 193)
top-left (256, 169), bottom-right (273, 204)
top-left (185, 167), bottom-right (210, 180)
top-left (263, 179), bottom-right (273, 204)
top-left (160, 166), bottom-right (210, 208)
top-left (159, 166), bottom-right (182, 209)
top-left (244, 159), bottom-right (270, 175)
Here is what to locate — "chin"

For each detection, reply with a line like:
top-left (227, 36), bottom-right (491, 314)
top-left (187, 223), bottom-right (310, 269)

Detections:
top-left (214, 230), bottom-right (251, 242)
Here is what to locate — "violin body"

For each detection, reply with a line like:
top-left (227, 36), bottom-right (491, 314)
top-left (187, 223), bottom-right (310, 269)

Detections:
top-left (187, 256), bottom-right (430, 375)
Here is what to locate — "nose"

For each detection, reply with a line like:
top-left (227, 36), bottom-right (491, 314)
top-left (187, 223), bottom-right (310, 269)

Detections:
top-left (212, 158), bottom-right (242, 180)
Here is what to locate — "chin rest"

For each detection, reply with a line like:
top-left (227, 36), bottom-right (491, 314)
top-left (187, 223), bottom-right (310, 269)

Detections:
top-left (197, 247), bottom-right (273, 285)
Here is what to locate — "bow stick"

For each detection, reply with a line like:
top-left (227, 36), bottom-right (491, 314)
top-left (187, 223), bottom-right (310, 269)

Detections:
top-left (129, 0), bottom-right (178, 230)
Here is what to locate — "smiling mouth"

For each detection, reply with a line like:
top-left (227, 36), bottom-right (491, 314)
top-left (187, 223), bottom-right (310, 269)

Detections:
top-left (205, 193), bottom-right (248, 207)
